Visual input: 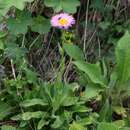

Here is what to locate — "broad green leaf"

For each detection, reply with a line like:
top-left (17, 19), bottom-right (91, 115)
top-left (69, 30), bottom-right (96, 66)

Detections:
top-left (21, 99), bottom-right (48, 107)
top-left (69, 122), bottom-right (87, 130)
top-left (77, 117), bottom-right (94, 126)
top-left (12, 111), bottom-right (44, 120)
top-left (115, 31), bottom-right (130, 83)
top-left (1, 125), bottom-right (16, 130)
top-left (44, 0), bottom-right (60, 7)
top-left (62, 97), bottom-right (78, 106)
top-left (99, 99), bottom-right (112, 122)
top-left (63, 44), bottom-right (84, 61)
top-left (77, 113), bottom-right (99, 126)
top-left (31, 16), bottom-right (51, 34)
top-left (51, 85), bottom-right (75, 112)
top-left (22, 111), bottom-right (44, 120)
top-left (74, 61), bottom-right (106, 86)
top-left (0, 0), bottom-right (34, 16)
top-left (81, 84), bottom-right (103, 100)
top-left (71, 105), bottom-right (91, 113)
top-left (62, 0), bottom-right (80, 13)
top-left (7, 11), bottom-right (32, 35)
top-left (1, 0), bottom-right (34, 10)
top-left (97, 122), bottom-right (118, 130)
top-left (44, 0), bottom-right (80, 13)
top-left (4, 43), bottom-right (27, 61)
top-left (23, 68), bottom-right (37, 84)
top-left (0, 102), bottom-right (13, 120)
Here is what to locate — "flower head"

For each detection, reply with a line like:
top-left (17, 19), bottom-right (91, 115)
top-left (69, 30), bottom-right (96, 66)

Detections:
top-left (51, 13), bottom-right (75, 29)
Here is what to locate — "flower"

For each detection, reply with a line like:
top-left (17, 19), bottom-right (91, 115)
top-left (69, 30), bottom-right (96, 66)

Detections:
top-left (51, 13), bottom-right (75, 29)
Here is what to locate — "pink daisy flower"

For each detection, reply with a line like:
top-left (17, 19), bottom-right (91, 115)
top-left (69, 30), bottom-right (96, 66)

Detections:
top-left (51, 13), bottom-right (75, 29)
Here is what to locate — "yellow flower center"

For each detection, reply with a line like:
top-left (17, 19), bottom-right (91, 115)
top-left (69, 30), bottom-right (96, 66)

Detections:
top-left (58, 18), bottom-right (68, 26)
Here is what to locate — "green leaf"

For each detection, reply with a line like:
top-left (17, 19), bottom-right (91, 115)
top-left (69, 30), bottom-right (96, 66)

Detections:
top-left (63, 44), bottom-right (84, 61)
top-left (71, 105), bottom-right (91, 113)
top-left (62, 0), bottom-right (80, 13)
top-left (38, 118), bottom-right (49, 130)
top-left (1, 125), bottom-right (16, 130)
top-left (50, 85), bottom-right (75, 112)
top-left (21, 99), bottom-right (48, 107)
top-left (109, 72), bottom-right (118, 88)
top-left (0, 102), bottom-right (13, 120)
top-left (4, 43), bottom-right (27, 61)
top-left (82, 84), bottom-right (103, 100)
top-left (77, 116), bottom-right (95, 126)
top-left (0, 39), bottom-right (4, 50)
top-left (44, 0), bottom-right (80, 13)
top-left (22, 111), bottom-right (44, 120)
top-left (23, 68), bottom-right (37, 84)
top-left (97, 122), bottom-right (118, 130)
top-left (12, 111), bottom-right (44, 121)
top-left (62, 97), bottom-right (78, 106)
top-left (74, 61), bottom-right (106, 86)
top-left (31, 16), bottom-right (51, 34)
top-left (69, 122), bottom-right (87, 130)
top-left (99, 99), bottom-right (112, 122)
top-left (0, 0), bottom-right (34, 16)
top-left (7, 11), bottom-right (32, 35)
top-left (113, 120), bottom-right (125, 128)
top-left (0, 31), bottom-right (7, 38)
top-left (44, 0), bottom-right (60, 7)
top-left (115, 31), bottom-right (130, 83)
top-left (51, 116), bottom-right (63, 129)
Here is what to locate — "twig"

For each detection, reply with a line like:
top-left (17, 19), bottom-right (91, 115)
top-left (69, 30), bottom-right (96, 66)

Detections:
top-left (10, 59), bottom-right (16, 80)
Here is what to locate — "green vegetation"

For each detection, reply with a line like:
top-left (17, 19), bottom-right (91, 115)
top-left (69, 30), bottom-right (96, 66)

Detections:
top-left (0, 0), bottom-right (130, 130)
